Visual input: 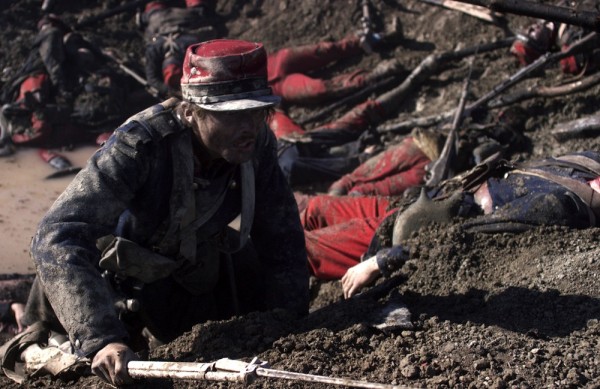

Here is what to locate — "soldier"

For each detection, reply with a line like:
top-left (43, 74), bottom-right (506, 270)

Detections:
top-left (0, 15), bottom-right (139, 170)
top-left (299, 151), bottom-right (600, 298)
top-left (509, 0), bottom-right (600, 74)
top-left (283, 103), bottom-right (528, 196)
top-left (141, 0), bottom-right (219, 98)
top-left (266, 21), bottom-right (403, 110)
top-left (325, 107), bottom-right (530, 197)
top-left (11, 39), bottom-right (309, 386)
top-left (141, 0), bottom-right (404, 188)
top-left (140, 0), bottom-right (404, 144)
top-left (142, 0), bottom-right (403, 105)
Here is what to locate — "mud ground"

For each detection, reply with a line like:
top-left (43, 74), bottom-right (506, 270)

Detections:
top-left (1, 0), bottom-right (599, 388)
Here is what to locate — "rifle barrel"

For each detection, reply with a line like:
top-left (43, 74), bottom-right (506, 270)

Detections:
top-left (424, 58), bottom-right (472, 187)
top-left (256, 367), bottom-right (404, 389)
top-left (452, 0), bottom-right (600, 31)
top-left (102, 50), bottom-right (161, 99)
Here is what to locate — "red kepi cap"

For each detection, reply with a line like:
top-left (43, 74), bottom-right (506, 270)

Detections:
top-left (180, 39), bottom-right (281, 111)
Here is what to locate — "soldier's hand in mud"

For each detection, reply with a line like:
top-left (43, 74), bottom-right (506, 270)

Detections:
top-left (92, 342), bottom-right (136, 386)
top-left (341, 256), bottom-right (381, 299)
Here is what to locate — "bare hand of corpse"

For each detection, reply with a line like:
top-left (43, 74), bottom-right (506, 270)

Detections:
top-left (92, 342), bottom-right (136, 386)
top-left (10, 302), bottom-right (25, 333)
top-left (341, 256), bottom-right (381, 299)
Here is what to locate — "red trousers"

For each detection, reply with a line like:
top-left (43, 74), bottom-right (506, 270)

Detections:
top-left (268, 109), bottom-right (305, 138)
top-left (10, 73), bottom-right (102, 149)
top-left (328, 136), bottom-right (431, 196)
top-left (266, 36), bottom-right (377, 139)
top-left (302, 195), bottom-right (395, 279)
top-left (267, 36), bottom-right (367, 104)
top-left (12, 73), bottom-right (52, 145)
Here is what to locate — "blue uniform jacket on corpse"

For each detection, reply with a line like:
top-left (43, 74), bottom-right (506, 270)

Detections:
top-left (372, 151), bottom-right (600, 278)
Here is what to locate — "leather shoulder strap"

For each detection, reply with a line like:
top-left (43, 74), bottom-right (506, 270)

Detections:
top-left (556, 154), bottom-right (600, 175)
top-left (522, 154), bottom-right (600, 177)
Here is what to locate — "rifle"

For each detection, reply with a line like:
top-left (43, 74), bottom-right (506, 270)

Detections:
top-left (74, 0), bottom-right (155, 29)
top-left (101, 50), bottom-right (162, 100)
top-left (488, 70), bottom-right (600, 109)
top-left (425, 57), bottom-right (473, 187)
top-left (128, 357), bottom-right (405, 388)
top-left (378, 31), bottom-right (599, 134)
top-left (449, 0), bottom-right (600, 31)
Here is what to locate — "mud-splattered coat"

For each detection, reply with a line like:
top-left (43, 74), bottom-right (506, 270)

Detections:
top-left (29, 101), bottom-right (309, 357)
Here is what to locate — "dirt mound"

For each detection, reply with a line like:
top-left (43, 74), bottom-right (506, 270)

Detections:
top-left (1, 0), bottom-right (599, 388)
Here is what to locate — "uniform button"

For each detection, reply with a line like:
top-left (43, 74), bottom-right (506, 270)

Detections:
top-left (75, 339), bottom-right (81, 348)
top-left (193, 182), bottom-right (199, 190)
top-left (229, 180), bottom-right (238, 189)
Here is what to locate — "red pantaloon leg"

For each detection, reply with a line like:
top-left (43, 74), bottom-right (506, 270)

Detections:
top-left (267, 37), bottom-right (367, 104)
top-left (268, 110), bottom-right (305, 138)
top-left (302, 195), bottom-right (395, 279)
top-left (328, 137), bottom-right (430, 196)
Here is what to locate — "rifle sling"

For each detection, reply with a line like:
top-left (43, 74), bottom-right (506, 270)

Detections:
top-left (522, 155), bottom-right (600, 177)
top-left (178, 161), bottom-right (254, 254)
top-left (556, 155), bottom-right (600, 175)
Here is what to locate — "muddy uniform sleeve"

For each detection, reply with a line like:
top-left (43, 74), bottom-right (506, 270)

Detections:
top-left (30, 125), bottom-right (152, 357)
top-left (251, 128), bottom-right (310, 316)
top-left (375, 246), bottom-right (410, 278)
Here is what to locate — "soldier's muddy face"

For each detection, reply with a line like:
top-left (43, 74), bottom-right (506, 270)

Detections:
top-left (195, 109), bottom-right (266, 164)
